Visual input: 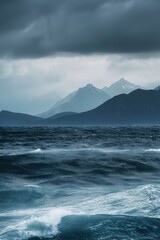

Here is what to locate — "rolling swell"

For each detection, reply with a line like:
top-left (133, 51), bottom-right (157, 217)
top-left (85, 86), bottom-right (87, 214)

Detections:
top-left (0, 184), bottom-right (160, 239)
top-left (2, 215), bottom-right (160, 240)
top-left (1, 127), bottom-right (160, 239)
top-left (0, 146), bottom-right (159, 187)
top-left (56, 214), bottom-right (160, 240)
top-left (0, 185), bottom-right (160, 240)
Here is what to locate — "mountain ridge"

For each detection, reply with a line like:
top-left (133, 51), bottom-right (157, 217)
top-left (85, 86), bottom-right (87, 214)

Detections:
top-left (40, 84), bottom-right (110, 118)
top-left (0, 110), bottom-right (43, 126)
top-left (46, 88), bottom-right (160, 125)
top-left (1, 87), bottom-right (160, 126)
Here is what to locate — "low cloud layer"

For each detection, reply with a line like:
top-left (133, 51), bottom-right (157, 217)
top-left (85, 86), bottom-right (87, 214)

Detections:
top-left (0, 0), bottom-right (160, 58)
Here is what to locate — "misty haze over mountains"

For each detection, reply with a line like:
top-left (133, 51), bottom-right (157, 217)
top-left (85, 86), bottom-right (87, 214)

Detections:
top-left (40, 84), bottom-right (110, 118)
top-left (1, 88), bottom-right (160, 126)
top-left (26, 91), bottom-right (61, 115)
top-left (0, 79), bottom-right (160, 126)
top-left (0, 78), bottom-right (142, 116)
top-left (39, 78), bottom-right (141, 118)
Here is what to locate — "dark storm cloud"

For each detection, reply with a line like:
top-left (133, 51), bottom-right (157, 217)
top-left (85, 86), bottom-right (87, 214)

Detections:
top-left (0, 0), bottom-right (160, 58)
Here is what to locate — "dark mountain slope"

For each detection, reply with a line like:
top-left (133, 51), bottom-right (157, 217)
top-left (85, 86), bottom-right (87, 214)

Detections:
top-left (47, 89), bottom-right (160, 125)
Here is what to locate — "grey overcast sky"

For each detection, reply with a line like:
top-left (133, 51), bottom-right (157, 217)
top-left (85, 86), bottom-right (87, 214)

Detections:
top-left (0, 0), bottom-right (160, 112)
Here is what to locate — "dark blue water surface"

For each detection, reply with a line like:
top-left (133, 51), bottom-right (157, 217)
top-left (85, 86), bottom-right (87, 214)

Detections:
top-left (0, 127), bottom-right (160, 239)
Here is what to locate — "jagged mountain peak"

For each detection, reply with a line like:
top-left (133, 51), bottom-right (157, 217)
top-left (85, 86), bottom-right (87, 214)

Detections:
top-left (110, 78), bottom-right (138, 88)
top-left (78, 84), bottom-right (95, 91)
top-left (103, 78), bottom-right (141, 97)
top-left (39, 84), bottom-right (110, 118)
top-left (85, 83), bottom-right (94, 88)
top-left (78, 83), bottom-right (105, 95)
top-left (117, 77), bottom-right (127, 83)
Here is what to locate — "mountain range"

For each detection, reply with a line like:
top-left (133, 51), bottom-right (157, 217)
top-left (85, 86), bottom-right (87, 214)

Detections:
top-left (40, 84), bottom-right (110, 118)
top-left (40, 78), bottom-right (140, 118)
top-left (1, 88), bottom-right (160, 126)
top-left (46, 88), bottom-right (160, 125)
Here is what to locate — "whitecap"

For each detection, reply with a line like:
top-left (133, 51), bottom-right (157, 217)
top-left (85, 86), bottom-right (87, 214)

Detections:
top-left (30, 148), bottom-right (42, 153)
top-left (1, 185), bottom-right (160, 239)
top-left (39, 147), bottom-right (130, 154)
top-left (8, 148), bottom-right (42, 156)
top-left (74, 184), bottom-right (160, 218)
top-left (145, 148), bottom-right (160, 152)
top-left (0, 208), bottom-right (71, 240)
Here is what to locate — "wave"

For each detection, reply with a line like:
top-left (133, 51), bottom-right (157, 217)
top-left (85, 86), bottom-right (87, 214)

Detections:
top-left (0, 147), bottom-right (139, 157)
top-left (30, 148), bottom-right (42, 153)
top-left (0, 184), bottom-right (160, 239)
top-left (0, 155), bottom-right (159, 189)
top-left (1, 213), bottom-right (160, 240)
top-left (37, 147), bottom-right (131, 157)
top-left (57, 214), bottom-right (160, 240)
top-left (0, 185), bottom-right (43, 211)
top-left (0, 149), bottom-right (42, 157)
top-left (145, 148), bottom-right (160, 152)
top-left (9, 148), bottom-right (42, 156)
top-left (0, 208), bottom-right (70, 240)
top-left (76, 184), bottom-right (160, 218)
top-left (2, 146), bottom-right (160, 157)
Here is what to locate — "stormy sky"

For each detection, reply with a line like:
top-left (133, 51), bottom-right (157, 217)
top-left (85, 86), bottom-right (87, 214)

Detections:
top-left (0, 0), bottom-right (160, 113)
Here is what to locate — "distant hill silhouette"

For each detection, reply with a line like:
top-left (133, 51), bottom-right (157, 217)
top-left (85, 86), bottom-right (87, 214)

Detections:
top-left (1, 89), bottom-right (160, 126)
top-left (40, 84), bottom-right (110, 118)
top-left (0, 110), bottom-right (43, 126)
top-left (103, 78), bottom-right (141, 97)
top-left (47, 89), bottom-right (160, 125)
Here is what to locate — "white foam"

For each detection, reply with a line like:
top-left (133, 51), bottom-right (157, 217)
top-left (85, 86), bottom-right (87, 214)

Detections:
top-left (0, 207), bottom-right (71, 240)
top-left (4, 147), bottom-right (151, 156)
top-left (76, 184), bottom-right (160, 218)
top-left (1, 184), bottom-right (160, 239)
top-left (24, 184), bottom-right (40, 188)
top-left (9, 148), bottom-right (42, 156)
top-left (4, 146), bottom-right (160, 157)
top-left (30, 148), bottom-right (42, 153)
top-left (145, 148), bottom-right (160, 152)
top-left (40, 147), bottom-right (130, 154)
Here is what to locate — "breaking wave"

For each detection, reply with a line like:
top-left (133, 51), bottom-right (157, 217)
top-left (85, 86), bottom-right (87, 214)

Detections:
top-left (0, 184), bottom-right (160, 240)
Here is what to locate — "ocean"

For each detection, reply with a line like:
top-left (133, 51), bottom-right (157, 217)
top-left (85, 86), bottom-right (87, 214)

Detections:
top-left (0, 126), bottom-right (160, 239)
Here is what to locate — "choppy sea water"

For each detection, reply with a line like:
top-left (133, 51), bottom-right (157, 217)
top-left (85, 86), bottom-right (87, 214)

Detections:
top-left (0, 126), bottom-right (160, 240)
